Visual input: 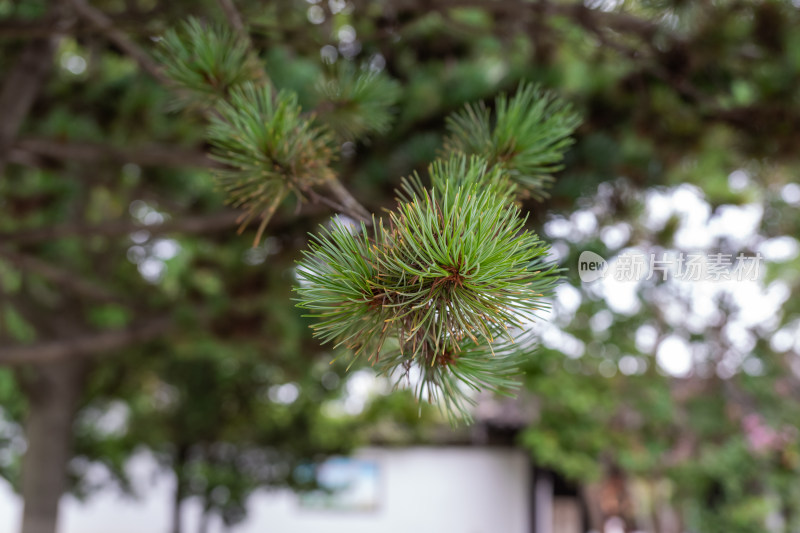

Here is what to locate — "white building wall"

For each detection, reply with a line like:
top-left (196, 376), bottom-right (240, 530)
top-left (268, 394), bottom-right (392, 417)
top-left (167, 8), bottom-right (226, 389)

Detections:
top-left (243, 447), bottom-right (531, 533)
top-left (0, 447), bottom-right (532, 533)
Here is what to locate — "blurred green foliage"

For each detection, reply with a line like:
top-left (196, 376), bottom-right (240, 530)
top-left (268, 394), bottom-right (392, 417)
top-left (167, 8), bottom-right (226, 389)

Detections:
top-left (3, 0), bottom-right (800, 531)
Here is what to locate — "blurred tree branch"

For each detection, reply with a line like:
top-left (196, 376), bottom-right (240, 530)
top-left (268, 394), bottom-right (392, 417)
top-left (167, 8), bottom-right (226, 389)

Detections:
top-left (0, 317), bottom-right (172, 366)
top-left (10, 137), bottom-right (222, 169)
top-left (216, 0), bottom-right (247, 41)
top-left (0, 4), bottom-right (70, 176)
top-left (0, 12), bottom-right (161, 39)
top-left (0, 246), bottom-right (121, 303)
top-left (435, 0), bottom-right (665, 42)
top-left (66, 0), bottom-right (168, 83)
top-left (0, 211), bottom-right (243, 244)
top-left (321, 178), bottom-right (372, 222)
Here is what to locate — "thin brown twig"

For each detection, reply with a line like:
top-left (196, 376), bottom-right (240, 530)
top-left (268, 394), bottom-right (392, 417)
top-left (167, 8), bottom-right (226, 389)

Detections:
top-left (305, 186), bottom-right (361, 221)
top-left (212, 0), bottom-right (372, 224)
top-left (324, 177), bottom-right (372, 223)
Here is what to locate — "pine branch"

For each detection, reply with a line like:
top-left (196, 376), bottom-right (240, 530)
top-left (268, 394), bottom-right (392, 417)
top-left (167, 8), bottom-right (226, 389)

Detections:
top-left (206, 83), bottom-right (336, 242)
top-left (151, 16), bottom-right (574, 421)
top-left (313, 64), bottom-right (401, 143)
top-left (156, 19), bottom-right (374, 235)
top-left (323, 177), bottom-right (372, 222)
top-left (297, 154), bottom-right (560, 421)
top-left (443, 82), bottom-right (581, 200)
top-left (157, 17), bottom-right (265, 109)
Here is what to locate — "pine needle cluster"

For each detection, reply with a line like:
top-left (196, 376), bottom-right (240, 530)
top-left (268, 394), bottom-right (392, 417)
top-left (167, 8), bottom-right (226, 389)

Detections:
top-left (157, 18), bottom-right (579, 421)
top-left (157, 18), bottom-right (264, 110)
top-left (444, 84), bottom-right (581, 200)
top-left (207, 84), bottom-right (335, 243)
top-left (313, 64), bottom-right (402, 142)
top-left (158, 20), bottom-right (399, 243)
top-left (296, 155), bottom-right (559, 421)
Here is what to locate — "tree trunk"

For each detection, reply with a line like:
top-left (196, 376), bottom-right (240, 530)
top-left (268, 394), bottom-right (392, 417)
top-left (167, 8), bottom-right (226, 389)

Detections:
top-left (20, 359), bottom-right (86, 533)
top-left (197, 502), bottom-right (211, 533)
top-left (171, 444), bottom-right (189, 533)
top-left (581, 482), bottom-right (605, 532)
top-left (534, 470), bottom-right (554, 533)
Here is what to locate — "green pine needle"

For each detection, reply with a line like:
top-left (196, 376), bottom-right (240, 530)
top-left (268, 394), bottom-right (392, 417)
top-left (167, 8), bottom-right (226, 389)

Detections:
top-left (296, 218), bottom-right (392, 355)
top-left (157, 17), bottom-right (264, 110)
top-left (376, 333), bottom-right (534, 423)
top-left (443, 82), bottom-right (581, 200)
top-left (400, 154), bottom-right (517, 202)
top-left (155, 19), bottom-right (572, 422)
top-left (207, 83), bottom-right (335, 244)
top-left (313, 63), bottom-right (401, 143)
top-left (296, 155), bottom-right (559, 422)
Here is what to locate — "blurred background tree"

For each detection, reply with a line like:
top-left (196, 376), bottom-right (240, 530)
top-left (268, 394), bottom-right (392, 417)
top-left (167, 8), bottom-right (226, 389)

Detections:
top-left (2, 1), bottom-right (800, 533)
